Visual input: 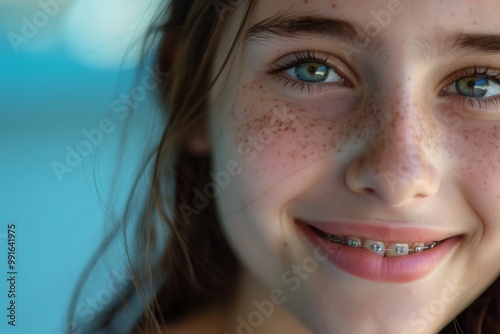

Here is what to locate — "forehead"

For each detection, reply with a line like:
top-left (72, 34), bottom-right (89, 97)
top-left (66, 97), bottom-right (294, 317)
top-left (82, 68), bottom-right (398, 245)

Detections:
top-left (248, 0), bottom-right (500, 38)
top-left (239, 0), bottom-right (500, 71)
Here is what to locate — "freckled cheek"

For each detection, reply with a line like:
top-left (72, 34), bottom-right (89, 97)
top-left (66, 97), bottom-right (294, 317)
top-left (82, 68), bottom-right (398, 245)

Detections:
top-left (459, 144), bottom-right (500, 192)
top-left (438, 126), bottom-right (500, 224)
top-left (228, 102), bottom-right (345, 183)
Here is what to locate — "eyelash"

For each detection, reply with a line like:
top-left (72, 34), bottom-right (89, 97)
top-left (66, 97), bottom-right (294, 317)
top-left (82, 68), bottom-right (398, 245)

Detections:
top-left (442, 66), bottom-right (500, 111)
top-left (267, 50), bottom-right (352, 94)
top-left (268, 53), bottom-right (500, 112)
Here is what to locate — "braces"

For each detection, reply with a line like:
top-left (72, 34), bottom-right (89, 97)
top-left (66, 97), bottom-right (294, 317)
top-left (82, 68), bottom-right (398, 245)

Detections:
top-left (324, 235), bottom-right (440, 255)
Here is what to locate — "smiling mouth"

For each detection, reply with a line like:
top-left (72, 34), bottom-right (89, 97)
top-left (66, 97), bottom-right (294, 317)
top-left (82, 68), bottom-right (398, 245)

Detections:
top-left (310, 226), bottom-right (444, 257)
top-left (298, 220), bottom-right (461, 282)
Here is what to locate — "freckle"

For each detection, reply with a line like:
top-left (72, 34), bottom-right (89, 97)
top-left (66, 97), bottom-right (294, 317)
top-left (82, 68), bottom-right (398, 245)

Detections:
top-left (284, 242), bottom-right (287, 247)
top-left (259, 85), bottom-right (263, 89)
top-left (408, 77), bottom-right (412, 81)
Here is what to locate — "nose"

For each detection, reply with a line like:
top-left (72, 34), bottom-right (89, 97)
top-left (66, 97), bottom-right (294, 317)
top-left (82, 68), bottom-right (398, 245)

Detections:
top-left (345, 97), bottom-right (440, 207)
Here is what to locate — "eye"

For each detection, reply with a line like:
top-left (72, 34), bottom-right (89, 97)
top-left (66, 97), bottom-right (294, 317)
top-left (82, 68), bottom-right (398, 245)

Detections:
top-left (284, 62), bottom-right (343, 83)
top-left (267, 50), bottom-right (354, 95)
top-left (442, 73), bottom-right (500, 98)
top-left (439, 67), bottom-right (500, 112)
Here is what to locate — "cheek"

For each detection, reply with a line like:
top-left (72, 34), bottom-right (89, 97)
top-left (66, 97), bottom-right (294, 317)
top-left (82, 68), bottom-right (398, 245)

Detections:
top-left (451, 126), bottom-right (500, 214)
top-left (222, 93), bottom-right (357, 206)
top-left (209, 87), bottom-right (358, 283)
top-left (439, 124), bottom-right (500, 274)
top-left (211, 86), bottom-right (398, 212)
top-left (234, 105), bottom-right (332, 170)
top-left (444, 125), bottom-right (500, 191)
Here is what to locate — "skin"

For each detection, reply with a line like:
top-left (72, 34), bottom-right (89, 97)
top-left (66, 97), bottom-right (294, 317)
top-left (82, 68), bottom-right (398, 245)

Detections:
top-left (177, 0), bottom-right (500, 333)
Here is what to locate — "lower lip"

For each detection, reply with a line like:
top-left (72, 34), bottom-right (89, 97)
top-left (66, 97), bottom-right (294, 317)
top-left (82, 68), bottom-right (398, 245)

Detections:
top-left (298, 222), bottom-right (460, 283)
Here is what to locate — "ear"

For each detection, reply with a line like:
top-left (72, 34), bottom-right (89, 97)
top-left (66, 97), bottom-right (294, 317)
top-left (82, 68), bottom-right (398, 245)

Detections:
top-left (185, 125), bottom-right (210, 156)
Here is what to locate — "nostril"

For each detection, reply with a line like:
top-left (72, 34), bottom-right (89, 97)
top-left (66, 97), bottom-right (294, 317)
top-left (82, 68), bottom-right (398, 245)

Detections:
top-left (362, 188), bottom-right (375, 195)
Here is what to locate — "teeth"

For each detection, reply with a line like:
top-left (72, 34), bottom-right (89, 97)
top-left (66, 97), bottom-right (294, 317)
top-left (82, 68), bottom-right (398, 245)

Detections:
top-left (363, 240), bottom-right (385, 256)
top-left (320, 231), bottom-right (441, 257)
top-left (386, 243), bottom-right (409, 257)
top-left (347, 237), bottom-right (362, 248)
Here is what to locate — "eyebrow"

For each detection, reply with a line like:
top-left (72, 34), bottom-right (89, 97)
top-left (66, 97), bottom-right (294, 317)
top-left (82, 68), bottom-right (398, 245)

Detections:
top-left (247, 14), bottom-right (500, 60)
top-left (417, 32), bottom-right (500, 60)
top-left (460, 35), bottom-right (500, 52)
top-left (247, 15), bottom-right (362, 45)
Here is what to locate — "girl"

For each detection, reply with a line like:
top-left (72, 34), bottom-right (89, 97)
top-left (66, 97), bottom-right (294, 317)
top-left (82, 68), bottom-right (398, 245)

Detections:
top-left (71, 0), bottom-right (500, 333)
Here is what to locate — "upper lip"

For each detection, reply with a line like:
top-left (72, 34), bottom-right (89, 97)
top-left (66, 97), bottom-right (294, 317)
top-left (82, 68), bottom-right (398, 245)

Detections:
top-left (297, 218), bottom-right (460, 243)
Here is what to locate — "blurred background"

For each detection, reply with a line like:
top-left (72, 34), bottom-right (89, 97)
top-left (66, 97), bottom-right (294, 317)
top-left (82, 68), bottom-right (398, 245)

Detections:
top-left (0, 0), bottom-right (164, 332)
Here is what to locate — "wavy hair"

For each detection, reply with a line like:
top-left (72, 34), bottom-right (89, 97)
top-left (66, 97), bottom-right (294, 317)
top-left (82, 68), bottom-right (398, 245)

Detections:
top-left (69, 1), bottom-right (500, 333)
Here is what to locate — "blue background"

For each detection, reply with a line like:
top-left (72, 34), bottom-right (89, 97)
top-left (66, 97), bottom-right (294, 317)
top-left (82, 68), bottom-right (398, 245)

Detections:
top-left (1, 1), bottom-right (163, 332)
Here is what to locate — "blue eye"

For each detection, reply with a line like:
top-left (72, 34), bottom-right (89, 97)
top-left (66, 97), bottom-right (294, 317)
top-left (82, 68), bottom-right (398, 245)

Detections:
top-left (444, 76), bottom-right (500, 98)
top-left (457, 77), bottom-right (489, 97)
top-left (284, 62), bottom-right (343, 83)
top-left (267, 51), bottom-right (354, 94)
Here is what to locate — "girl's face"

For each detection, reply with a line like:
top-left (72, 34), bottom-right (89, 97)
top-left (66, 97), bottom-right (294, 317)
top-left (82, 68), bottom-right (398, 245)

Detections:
top-left (208, 0), bottom-right (500, 332)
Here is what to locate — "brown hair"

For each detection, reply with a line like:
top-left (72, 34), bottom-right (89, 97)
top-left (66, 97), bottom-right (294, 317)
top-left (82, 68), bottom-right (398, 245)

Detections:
top-left (69, 0), bottom-right (255, 332)
top-left (441, 280), bottom-right (500, 334)
top-left (69, 0), bottom-right (500, 333)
